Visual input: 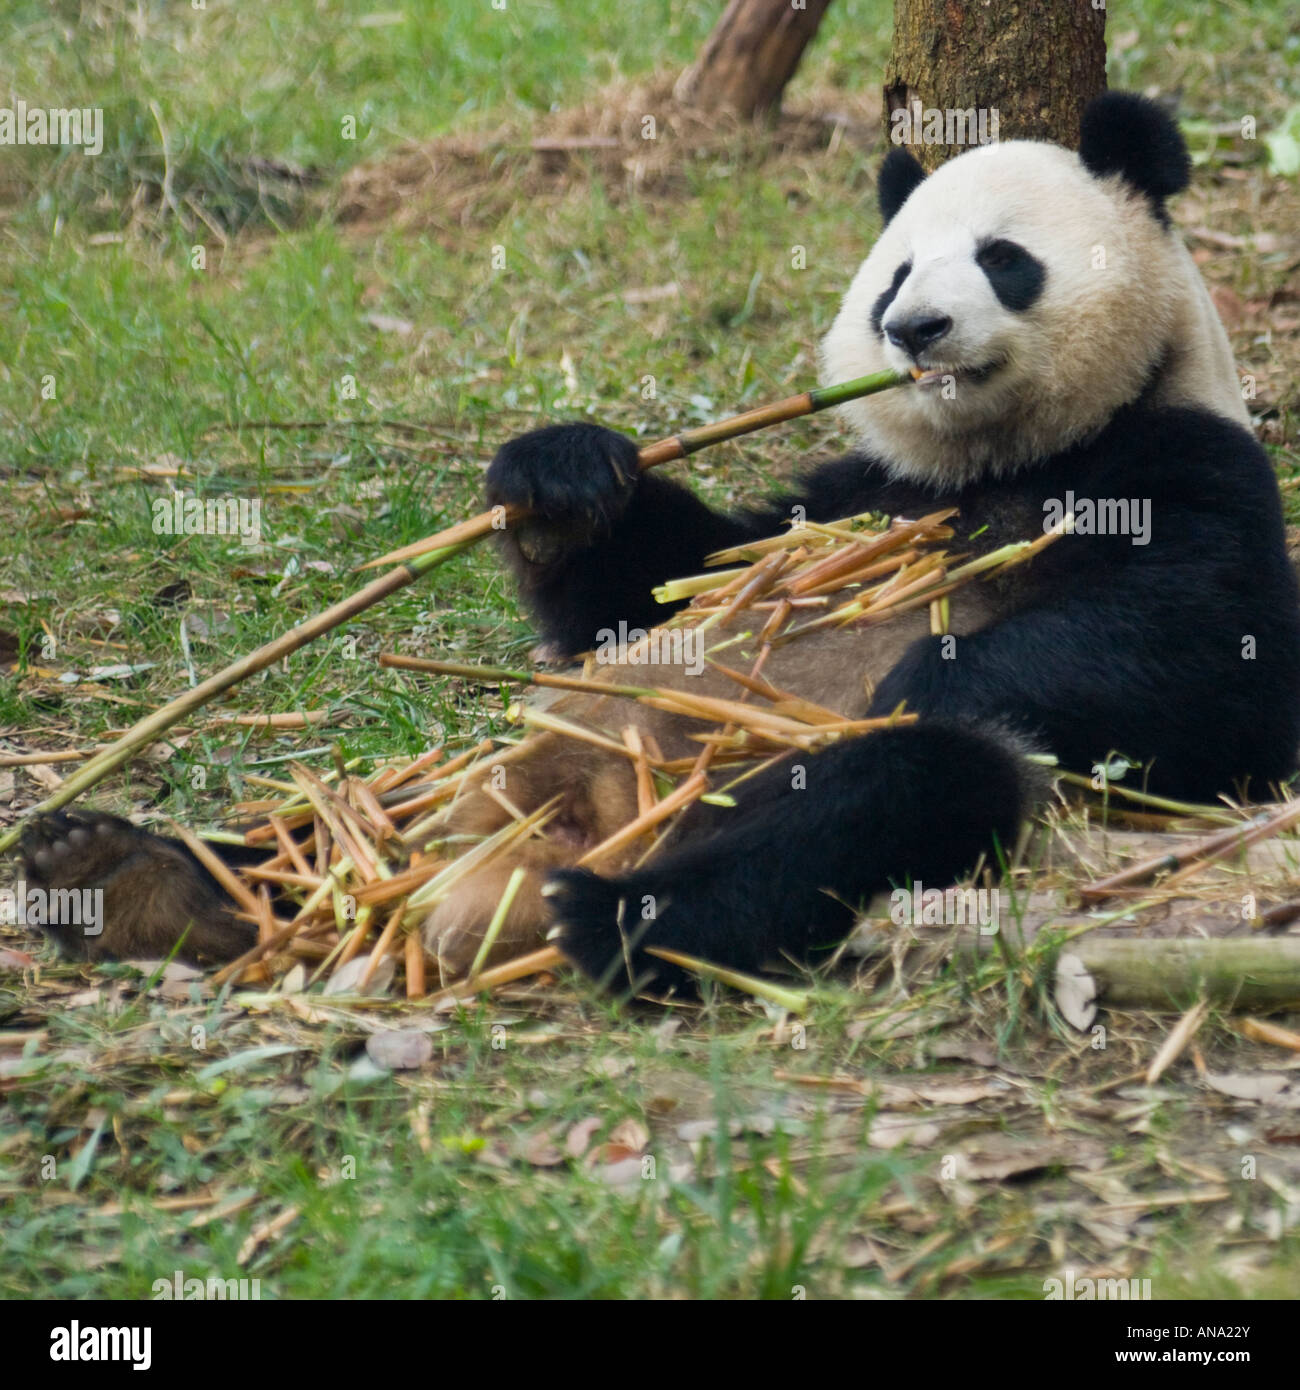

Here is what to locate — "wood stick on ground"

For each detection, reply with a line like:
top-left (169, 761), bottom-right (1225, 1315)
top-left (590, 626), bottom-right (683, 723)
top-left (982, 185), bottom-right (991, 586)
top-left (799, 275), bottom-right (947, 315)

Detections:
top-left (1066, 937), bottom-right (1300, 1010)
top-left (1078, 799), bottom-right (1300, 902)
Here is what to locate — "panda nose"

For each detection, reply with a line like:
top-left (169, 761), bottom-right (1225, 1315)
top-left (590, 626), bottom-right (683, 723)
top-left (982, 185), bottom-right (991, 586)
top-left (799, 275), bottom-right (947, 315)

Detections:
top-left (885, 314), bottom-right (953, 358)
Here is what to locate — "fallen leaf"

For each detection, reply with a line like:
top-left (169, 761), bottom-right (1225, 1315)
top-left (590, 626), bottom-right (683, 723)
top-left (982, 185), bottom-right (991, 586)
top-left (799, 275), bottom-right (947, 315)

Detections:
top-left (365, 312), bottom-right (414, 336)
top-left (592, 1055), bottom-right (633, 1078)
top-left (518, 1131), bottom-right (565, 1167)
top-left (908, 1077), bottom-right (1009, 1106)
top-left (196, 1044), bottom-right (303, 1081)
top-left (324, 955), bottom-right (395, 997)
top-left (86, 663), bottom-right (155, 681)
top-left (927, 1038), bottom-right (999, 1068)
top-left (365, 1029), bottom-right (433, 1070)
top-left (564, 1117), bottom-right (602, 1158)
top-left (1055, 952), bottom-right (1098, 1031)
top-left (608, 1117), bottom-right (650, 1152)
top-left (1204, 1071), bottom-right (1291, 1102)
top-left (1210, 284), bottom-right (1246, 329)
top-left (866, 1114), bottom-right (944, 1149)
top-left (592, 1156), bottom-right (645, 1188)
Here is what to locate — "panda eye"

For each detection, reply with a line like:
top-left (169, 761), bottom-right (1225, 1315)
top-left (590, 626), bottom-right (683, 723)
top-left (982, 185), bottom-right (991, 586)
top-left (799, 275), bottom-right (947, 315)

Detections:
top-left (977, 239), bottom-right (1024, 272)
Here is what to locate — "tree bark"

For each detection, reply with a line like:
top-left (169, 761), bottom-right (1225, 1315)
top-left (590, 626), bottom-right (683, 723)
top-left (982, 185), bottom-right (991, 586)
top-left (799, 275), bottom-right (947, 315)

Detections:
top-left (884, 0), bottom-right (1106, 170)
top-left (675, 0), bottom-right (834, 120)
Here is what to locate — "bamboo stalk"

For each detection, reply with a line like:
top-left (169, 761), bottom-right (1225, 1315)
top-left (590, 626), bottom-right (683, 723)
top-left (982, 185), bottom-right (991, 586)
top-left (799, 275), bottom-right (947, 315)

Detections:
top-left (405, 931), bottom-right (427, 1000)
top-left (575, 772), bottom-right (709, 868)
top-left (358, 369), bottom-right (907, 572)
top-left (165, 819), bottom-right (263, 918)
top-left (359, 900), bottom-right (406, 991)
top-left (269, 814), bottom-right (313, 878)
top-left (1238, 1017), bottom-right (1300, 1052)
top-left (379, 653), bottom-right (654, 701)
top-left (394, 653), bottom-right (874, 742)
top-left (467, 865), bottom-right (528, 981)
top-left (377, 744), bottom-right (446, 791)
top-left (0, 747), bottom-right (102, 766)
top-left (0, 543), bottom-right (467, 855)
top-left (424, 944), bottom-right (565, 1007)
top-left (1145, 999), bottom-right (1210, 1083)
top-left (622, 725), bottom-right (657, 818)
top-left (645, 946), bottom-right (813, 1012)
top-left (1067, 937), bottom-right (1300, 1010)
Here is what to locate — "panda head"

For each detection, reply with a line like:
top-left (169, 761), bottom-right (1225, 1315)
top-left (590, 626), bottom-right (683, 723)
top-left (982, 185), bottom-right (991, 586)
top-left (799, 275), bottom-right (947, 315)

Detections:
top-left (821, 93), bottom-right (1243, 487)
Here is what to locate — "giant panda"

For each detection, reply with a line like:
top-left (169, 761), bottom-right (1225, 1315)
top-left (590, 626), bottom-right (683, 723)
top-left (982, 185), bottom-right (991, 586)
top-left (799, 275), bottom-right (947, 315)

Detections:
top-left (16, 93), bottom-right (1300, 995)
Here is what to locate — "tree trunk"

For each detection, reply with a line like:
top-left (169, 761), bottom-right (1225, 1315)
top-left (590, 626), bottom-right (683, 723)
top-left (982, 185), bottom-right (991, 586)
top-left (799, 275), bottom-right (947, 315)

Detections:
top-left (884, 0), bottom-right (1106, 170)
top-left (675, 0), bottom-right (834, 120)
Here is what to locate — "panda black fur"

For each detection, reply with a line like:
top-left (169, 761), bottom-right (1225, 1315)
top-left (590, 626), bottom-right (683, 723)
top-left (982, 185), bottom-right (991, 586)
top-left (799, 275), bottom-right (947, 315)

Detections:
top-left (18, 94), bottom-right (1300, 993)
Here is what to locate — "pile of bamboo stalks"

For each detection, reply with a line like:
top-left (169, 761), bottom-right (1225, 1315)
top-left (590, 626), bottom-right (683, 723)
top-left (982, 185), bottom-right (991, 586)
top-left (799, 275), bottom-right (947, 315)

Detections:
top-left (210, 506), bottom-right (1067, 998)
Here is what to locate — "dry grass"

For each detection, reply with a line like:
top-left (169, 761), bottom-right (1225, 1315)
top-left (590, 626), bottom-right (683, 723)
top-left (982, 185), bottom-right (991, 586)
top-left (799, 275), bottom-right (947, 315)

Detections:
top-left (334, 75), bottom-right (883, 238)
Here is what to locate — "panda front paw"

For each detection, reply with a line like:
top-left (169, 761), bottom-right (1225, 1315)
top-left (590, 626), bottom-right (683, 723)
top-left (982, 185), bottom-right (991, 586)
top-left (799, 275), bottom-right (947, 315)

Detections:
top-left (486, 423), bottom-right (640, 567)
top-left (544, 868), bottom-right (697, 996)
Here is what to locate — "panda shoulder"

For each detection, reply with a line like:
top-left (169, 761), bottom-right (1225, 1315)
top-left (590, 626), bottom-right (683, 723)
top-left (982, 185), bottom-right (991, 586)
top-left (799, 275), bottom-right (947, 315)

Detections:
top-left (1121, 403), bottom-right (1277, 504)
top-left (792, 448), bottom-right (903, 514)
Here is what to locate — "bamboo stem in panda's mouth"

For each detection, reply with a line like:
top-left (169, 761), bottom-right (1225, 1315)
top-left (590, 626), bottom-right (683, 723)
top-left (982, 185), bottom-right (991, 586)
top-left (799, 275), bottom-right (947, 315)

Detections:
top-left (356, 368), bottom-right (909, 572)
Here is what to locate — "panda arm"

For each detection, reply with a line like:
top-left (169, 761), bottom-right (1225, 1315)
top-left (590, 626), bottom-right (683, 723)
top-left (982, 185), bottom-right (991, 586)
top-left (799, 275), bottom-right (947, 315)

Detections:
top-left (494, 430), bottom-right (903, 656)
top-left (870, 520), bottom-right (1300, 799)
top-left (500, 471), bottom-right (757, 657)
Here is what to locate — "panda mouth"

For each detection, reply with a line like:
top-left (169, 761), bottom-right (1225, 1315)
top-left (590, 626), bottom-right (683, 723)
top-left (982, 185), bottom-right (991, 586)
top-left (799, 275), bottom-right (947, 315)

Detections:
top-left (908, 360), bottom-right (1002, 390)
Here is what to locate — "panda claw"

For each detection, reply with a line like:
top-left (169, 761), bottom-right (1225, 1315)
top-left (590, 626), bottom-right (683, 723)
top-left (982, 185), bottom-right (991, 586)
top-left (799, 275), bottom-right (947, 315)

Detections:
top-left (544, 868), bottom-right (690, 996)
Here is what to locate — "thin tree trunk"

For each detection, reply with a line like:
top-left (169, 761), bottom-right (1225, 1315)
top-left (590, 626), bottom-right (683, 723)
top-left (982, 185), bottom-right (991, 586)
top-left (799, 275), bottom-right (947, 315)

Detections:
top-left (884, 0), bottom-right (1106, 169)
top-left (675, 0), bottom-right (834, 120)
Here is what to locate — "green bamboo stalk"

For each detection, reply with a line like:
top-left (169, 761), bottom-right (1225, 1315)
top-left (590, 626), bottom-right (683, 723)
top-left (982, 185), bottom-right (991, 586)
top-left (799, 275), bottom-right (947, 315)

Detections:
top-left (359, 368), bottom-right (908, 570)
top-left (0, 370), bottom-right (907, 853)
top-left (377, 652), bottom-right (655, 699)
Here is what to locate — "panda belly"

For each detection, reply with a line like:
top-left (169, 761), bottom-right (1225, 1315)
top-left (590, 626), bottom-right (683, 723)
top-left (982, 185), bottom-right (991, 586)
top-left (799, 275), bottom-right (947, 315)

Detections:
top-left (532, 579), bottom-right (1004, 751)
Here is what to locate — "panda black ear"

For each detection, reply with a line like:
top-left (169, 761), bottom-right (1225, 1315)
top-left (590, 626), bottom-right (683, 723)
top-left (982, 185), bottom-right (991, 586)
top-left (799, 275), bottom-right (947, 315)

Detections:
top-left (1079, 92), bottom-right (1190, 216)
top-left (877, 147), bottom-right (926, 226)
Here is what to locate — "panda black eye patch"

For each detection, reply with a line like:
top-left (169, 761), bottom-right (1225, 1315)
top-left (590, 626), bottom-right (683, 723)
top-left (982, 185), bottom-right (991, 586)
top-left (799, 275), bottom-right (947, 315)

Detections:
top-left (870, 260), bottom-right (912, 336)
top-left (975, 239), bottom-right (1046, 311)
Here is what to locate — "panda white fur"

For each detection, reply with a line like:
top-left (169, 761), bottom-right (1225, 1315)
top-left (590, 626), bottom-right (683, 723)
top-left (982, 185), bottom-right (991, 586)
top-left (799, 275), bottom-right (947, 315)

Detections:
top-left (19, 94), bottom-right (1300, 992)
top-left (822, 105), bottom-right (1248, 486)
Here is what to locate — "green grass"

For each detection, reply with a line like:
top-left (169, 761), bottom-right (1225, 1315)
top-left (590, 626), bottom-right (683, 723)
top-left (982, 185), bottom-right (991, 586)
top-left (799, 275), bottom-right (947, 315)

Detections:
top-left (2, 0), bottom-right (1300, 1300)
